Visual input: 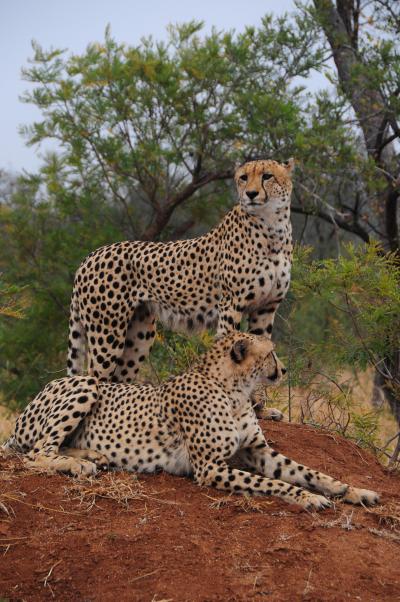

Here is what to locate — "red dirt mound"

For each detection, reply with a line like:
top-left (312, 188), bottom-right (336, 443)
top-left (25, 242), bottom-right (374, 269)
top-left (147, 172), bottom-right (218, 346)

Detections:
top-left (0, 421), bottom-right (399, 602)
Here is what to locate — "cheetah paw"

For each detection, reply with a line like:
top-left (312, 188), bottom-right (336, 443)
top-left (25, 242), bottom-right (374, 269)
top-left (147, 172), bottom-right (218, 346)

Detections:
top-left (342, 486), bottom-right (380, 507)
top-left (23, 455), bottom-right (97, 478)
top-left (318, 479), bottom-right (348, 498)
top-left (258, 407), bottom-right (284, 421)
top-left (70, 459), bottom-right (98, 478)
top-left (299, 491), bottom-right (332, 511)
top-left (54, 456), bottom-right (98, 478)
top-left (81, 450), bottom-right (109, 471)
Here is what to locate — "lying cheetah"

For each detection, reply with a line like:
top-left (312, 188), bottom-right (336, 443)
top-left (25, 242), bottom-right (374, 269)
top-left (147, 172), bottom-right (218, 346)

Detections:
top-left (67, 159), bottom-right (294, 389)
top-left (5, 333), bottom-right (379, 510)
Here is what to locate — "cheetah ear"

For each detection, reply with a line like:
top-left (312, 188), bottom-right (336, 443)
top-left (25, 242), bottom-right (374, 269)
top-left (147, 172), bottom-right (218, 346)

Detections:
top-left (231, 339), bottom-right (249, 364)
top-left (284, 158), bottom-right (295, 175)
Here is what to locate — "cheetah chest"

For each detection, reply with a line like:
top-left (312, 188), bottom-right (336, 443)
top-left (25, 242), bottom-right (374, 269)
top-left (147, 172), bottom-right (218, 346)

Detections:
top-left (232, 253), bottom-right (291, 313)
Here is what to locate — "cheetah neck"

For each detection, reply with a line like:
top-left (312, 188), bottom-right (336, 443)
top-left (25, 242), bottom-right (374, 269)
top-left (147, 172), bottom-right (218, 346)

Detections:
top-left (194, 360), bottom-right (260, 407)
top-left (247, 206), bottom-right (290, 232)
top-left (229, 204), bottom-right (291, 242)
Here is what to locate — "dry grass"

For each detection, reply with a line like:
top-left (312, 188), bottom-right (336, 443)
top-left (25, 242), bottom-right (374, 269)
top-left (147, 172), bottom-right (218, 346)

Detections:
top-left (64, 471), bottom-right (148, 511)
top-left (368, 528), bottom-right (400, 543)
top-left (312, 508), bottom-right (357, 531)
top-left (367, 501), bottom-right (400, 533)
top-left (0, 495), bottom-right (16, 518)
top-left (309, 504), bottom-right (400, 547)
top-left (0, 451), bottom-right (30, 478)
top-left (0, 489), bottom-right (27, 518)
top-left (267, 367), bottom-right (398, 460)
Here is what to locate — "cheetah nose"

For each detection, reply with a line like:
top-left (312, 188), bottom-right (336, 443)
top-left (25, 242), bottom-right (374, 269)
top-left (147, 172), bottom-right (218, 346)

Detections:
top-left (281, 367), bottom-right (287, 375)
top-left (246, 190), bottom-right (258, 200)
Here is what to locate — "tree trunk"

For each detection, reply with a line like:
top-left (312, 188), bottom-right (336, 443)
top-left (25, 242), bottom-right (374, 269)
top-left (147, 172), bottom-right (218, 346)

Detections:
top-left (313, 0), bottom-right (399, 251)
top-left (313, 0), bottom-right (400, 424)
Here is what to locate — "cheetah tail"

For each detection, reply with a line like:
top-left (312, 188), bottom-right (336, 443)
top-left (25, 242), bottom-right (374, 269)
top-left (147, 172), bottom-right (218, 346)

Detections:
top-left (67, 300), bottom-right (87, 376)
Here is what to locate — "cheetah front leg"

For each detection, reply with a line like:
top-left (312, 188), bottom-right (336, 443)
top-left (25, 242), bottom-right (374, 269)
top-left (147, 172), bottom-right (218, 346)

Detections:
top-left (248, 301), bottom-right (281, 338)
top-left (186, 411), bottom-right (331, 510)
top-left (240, 445), bottom-right (380, 507)
top-left (196, 462), bottom-right (331, 510)
top-left (248, 301), bottom-right (283, 418)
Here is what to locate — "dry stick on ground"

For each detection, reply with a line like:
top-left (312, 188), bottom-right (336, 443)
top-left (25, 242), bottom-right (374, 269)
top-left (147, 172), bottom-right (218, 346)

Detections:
top-left (128, 569), bottom-right (161, 584)
top-left (2, 491), bottom-right (87, 517)
top-left (42, 559), bottom-right (62, 592)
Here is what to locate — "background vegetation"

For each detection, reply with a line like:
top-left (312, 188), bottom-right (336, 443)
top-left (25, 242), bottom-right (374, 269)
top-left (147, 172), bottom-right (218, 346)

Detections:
top-left (0, 0), bottom-right (399, 461)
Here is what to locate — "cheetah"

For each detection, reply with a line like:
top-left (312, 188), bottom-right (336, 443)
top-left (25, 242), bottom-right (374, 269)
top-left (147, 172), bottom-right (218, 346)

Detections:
top-left (67, 159), bottom-right (294, 403)
top-left (5, 333), bottom-right (379, 511)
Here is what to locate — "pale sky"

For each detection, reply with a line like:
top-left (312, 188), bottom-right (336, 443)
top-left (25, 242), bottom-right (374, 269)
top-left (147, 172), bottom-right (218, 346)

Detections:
top-left (0, 0), bottom-right (324, 173)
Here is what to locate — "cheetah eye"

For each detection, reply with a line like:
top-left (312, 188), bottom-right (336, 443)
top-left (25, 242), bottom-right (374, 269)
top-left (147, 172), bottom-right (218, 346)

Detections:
top-left (262, 173), bottom-right (273, 181)
top-left (239, 174), bottom-right (248, 182)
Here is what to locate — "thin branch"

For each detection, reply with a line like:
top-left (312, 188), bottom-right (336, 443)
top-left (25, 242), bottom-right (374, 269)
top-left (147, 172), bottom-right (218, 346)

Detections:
top-left (291, 205), bottom-right (370, 243)
top-left (141, 169), bottom-right (233, 240)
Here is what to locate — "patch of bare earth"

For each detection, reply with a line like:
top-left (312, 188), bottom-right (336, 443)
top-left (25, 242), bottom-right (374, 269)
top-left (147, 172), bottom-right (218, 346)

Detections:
top-left (0, 421), bottom-right (399, 602)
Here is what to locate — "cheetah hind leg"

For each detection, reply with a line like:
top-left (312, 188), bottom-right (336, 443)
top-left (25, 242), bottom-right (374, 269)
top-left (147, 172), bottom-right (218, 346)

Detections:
top-left (251, 385), bottom-right (284, 421)
top-left (113, 302), bottom-right (156, 383)
top-left (24, 441), bottom-right (98, 478)
top-left (22, 377), bottom-right (101, 478)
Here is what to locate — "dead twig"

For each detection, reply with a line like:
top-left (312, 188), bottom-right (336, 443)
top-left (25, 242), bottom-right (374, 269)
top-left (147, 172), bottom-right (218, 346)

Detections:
top-left (41, 559), bottom-right (62, 598)
top-left (368, 527), bottom-right (400, 543)
top-left (129, 569), bottom-right (160, 583)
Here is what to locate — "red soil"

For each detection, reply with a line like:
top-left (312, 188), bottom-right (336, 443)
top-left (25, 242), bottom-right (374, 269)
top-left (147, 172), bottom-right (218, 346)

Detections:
top-left (0, 421), bottom-right (399, 602)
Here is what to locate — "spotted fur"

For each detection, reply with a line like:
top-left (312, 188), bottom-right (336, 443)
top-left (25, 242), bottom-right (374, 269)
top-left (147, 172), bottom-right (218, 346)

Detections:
top-left (5, 333), bottom-right (379, 511)
top-left (67, 159), bottom-right (294, 392)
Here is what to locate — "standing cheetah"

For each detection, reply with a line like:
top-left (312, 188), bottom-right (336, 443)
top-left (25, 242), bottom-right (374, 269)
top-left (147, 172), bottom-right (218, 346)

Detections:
top-left (5, 333), bottom-right (379, 511)
top-left (67, 159), bottom-right (294, 387)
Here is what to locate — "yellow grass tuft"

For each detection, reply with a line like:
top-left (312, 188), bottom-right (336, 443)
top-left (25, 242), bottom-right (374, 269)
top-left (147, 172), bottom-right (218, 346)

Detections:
top-left (64, 471), bottom-right (147, 510)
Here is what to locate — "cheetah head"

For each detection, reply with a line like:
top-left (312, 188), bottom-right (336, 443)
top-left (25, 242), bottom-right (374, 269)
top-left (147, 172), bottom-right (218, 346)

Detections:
top-left (235, 158), bottom-right (294, 216)
top-left (229, 333), bottom-right (286, 385)
top-left (199, 333), bottom-right (286, 389)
